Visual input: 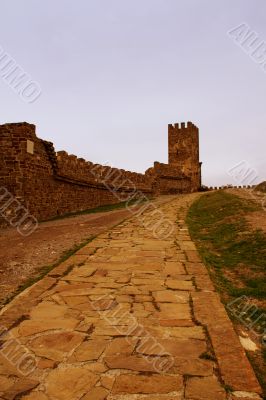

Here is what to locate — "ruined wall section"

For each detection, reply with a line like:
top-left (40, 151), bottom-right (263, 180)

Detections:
top-left (145, 162), bottom-right (192, 195)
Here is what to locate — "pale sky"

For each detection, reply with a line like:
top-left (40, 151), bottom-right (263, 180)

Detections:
top-left (0, 0), bottom-right (265, 186)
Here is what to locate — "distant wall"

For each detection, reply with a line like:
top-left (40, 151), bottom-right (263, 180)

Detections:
top-left (0, 123), bottom-right (152, 224)
top-left (207, 186), bottom-right (258, 190)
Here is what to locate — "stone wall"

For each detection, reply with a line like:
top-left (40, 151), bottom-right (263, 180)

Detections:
top-left (0, 120), bottom-right (201, 225)
top-left (0, 123), bottom-right (152, 224)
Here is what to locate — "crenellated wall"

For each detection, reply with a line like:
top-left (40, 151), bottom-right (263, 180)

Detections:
top-left (0, 120), bottom-right (201, 225)
top-left (0, 122), bottom-right (152, 223)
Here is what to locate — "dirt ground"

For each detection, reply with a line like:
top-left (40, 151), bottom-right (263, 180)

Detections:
top-left (246, 211), bottom-right (266, 234)
top-left (226, 188), bottom-right (266, 233)
top-left (0, 208), bottom-right (135, 308)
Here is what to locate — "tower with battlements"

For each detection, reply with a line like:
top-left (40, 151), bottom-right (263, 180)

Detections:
top-left (146, 121), bottom-right (202, 194)
top-left (168, 121), bottom-right (201, 192)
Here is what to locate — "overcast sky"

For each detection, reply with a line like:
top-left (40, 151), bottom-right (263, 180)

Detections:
top-left (0, 0), bottom-right (265, 186)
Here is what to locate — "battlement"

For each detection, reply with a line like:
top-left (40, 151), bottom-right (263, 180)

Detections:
top-left (168, 121), bottom-right (198, 131)
top-left (55, 149), bottom-right (150, 190)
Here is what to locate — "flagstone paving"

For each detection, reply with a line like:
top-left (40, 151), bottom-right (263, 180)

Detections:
top-left (0, 194), bottom-right (263, 399)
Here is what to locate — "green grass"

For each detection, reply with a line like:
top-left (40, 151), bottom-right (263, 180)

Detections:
top-left (187, 191), bottom-right (265, 298)
top-left (186, 191), bottom-right (266, 394)
top-left (45, 197), bottom-right (150, 222)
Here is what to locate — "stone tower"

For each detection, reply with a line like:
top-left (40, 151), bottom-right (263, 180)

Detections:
top-left (168, 122), bottom-right (201, 192)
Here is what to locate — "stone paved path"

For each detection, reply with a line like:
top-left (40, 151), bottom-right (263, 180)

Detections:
top-left (0, 194), bottom-right (262, 400)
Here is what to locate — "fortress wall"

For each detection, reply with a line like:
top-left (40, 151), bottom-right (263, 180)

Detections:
top-left (0, 120), bottom-right (201, 228)
top-left (0, 123), bottom-right (152, 224)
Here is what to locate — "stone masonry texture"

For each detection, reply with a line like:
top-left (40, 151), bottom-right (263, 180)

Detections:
top-left (0, 194), bottom-right (262, 399)
top-left (0, 121), bottom-right (201, 224)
